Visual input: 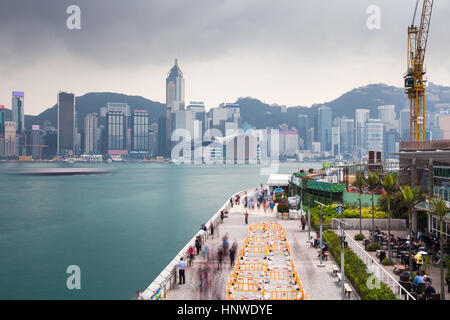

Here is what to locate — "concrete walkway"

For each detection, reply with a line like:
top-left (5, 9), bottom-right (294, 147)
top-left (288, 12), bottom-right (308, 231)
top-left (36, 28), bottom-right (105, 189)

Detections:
top-left (165, 200), bottom-right (354, 300)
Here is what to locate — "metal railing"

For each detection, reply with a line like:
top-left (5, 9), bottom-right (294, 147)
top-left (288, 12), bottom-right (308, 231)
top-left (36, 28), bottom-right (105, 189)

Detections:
top-left (331, 219), bottom-right (416, 300)
top-left (140, 188), bottom-right (256, 300)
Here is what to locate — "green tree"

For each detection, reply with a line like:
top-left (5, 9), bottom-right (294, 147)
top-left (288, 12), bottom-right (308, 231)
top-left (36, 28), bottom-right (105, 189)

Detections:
top-left (352, 171), bottom-right (365, 236)
top-left (378, 173), bottom-right (400, 262)
top-left (429, 197), bottom-right (449, 300)
top-left (364, 171), bottom-right (380, 243)
top-left (400, 186), bottom-right (427, 273)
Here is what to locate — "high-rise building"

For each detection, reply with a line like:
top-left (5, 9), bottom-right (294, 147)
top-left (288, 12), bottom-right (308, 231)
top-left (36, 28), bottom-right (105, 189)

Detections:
top-left (57, 92), bottom-right (76, 157)
top-left (340, 118), bottom-right (355, 154)
top-left (5, 121), bottom-right (17, 157)
top-left (318, 106), bottom-right (332, 152)
top-left (84, 113), bottom-right (98, 154)
top-left (385, 128), bottom-right (398, 159)
top-left (12, 91), bottom-right (25, 134)
top-left (399, 108), bottom-right (410, 141)
top-left (106, 108), bottom-right (127, 156)
top-left (166, 59), bottom-right (185, 155)
top-left (131, 110), bottom-right (149, 157)
top-left (0, 105), bottom-right (5, 136)
top-left (366, 119), bottom-right (383, 153)
top-left (378, 105), bottom-right (396, 125)
top-left (0, 105), bottom-right (4, 157)
top-left (297, 114), bottom-right (309, 150)
top-left (355, 109), bottom-right (370, 148)
top-left (31, 125), bottom-right (41, 159)
top-left (148, 122), bottom-right (158, 158)
top-left (331, 126), bottom-right (340, 156)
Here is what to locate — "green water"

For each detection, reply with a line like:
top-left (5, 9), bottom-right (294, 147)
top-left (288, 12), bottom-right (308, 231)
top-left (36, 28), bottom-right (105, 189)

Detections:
top-left (0, 161), bottom-right (320, 299)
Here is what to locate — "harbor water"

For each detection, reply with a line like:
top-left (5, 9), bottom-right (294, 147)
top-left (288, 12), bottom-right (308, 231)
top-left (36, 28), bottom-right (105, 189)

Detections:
top-left (0, 161), bottom-right (321, 299)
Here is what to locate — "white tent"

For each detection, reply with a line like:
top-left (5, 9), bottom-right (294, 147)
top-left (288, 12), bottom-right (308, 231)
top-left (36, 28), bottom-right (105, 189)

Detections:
top-left (267, 174), bottom-right (291, 187)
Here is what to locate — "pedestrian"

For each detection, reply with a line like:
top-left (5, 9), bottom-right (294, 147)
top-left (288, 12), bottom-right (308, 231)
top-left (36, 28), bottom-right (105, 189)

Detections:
top-left (195, 236), bottom-right (202, 255)
top-left (244, 210), bottom-right (249, 224)
top-left (222, 235), bottom-right (229, 254)
top-left (201, 224), bottom-right (207, 232)
top-left (230, 197), bottom-right (233, 208)
top-left (244, 196), bottom-right (248, 208)
top-left (301, 215), bottom-right (306, 231)
top-left (210, 222), bottom-right (214, 236)
top-left (178, 257), bottom-right (186, 284)
top-left (220, 210), bottom-right (224, 223)
top-left (217, 247), bottom-right (223, 270)
top-left (187, 246), bottom-right (195, 267)
top-left (269, 200), bottom-right (275, 212)
top-left (229, 246), bottom-right (236, 267)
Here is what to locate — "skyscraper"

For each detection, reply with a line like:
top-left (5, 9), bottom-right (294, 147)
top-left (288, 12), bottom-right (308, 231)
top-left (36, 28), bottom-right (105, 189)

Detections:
top-left (12, 91), bottom-right (24, 134)
top-left (31, 125), bottom-right (41, 159)
top-left (378, 105), bottom-right (396, 125)
top-left (318, 106), bottom-right (332, 152)
top-left (331, 126), bottom-right (340, 156)
top-left (399, 108), bottom-right (410, 141)
top-left (340, 118), bottom-right (355, 154)
top-left (131, 110), bottom-right (149, 157)
top-left (297, 114), bottom-right (309, 150)
top-left (5, 121), bottom-right (17, 157)
top-left (57, 92), bottom-right (76, 157)
top-left (84, 113), bottom-right (98, 154)
top-left (0, 105), bottom-right (5, 157)
top-left (366, 119), bottom-right (383, 153)
top-left (166, 59), bottom-right (185, 156)
top-left (355, 109), bottom-right (370, 149)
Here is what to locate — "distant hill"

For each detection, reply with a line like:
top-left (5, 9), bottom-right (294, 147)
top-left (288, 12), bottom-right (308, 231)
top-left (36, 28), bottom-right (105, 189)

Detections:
top-left (23, 83), bottom-right (450, 131)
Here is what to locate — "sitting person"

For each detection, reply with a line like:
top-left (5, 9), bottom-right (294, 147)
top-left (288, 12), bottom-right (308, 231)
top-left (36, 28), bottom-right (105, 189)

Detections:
top-left (399, 270), bottom-right (411, 282)
top-left (412, 272), bottom-right (425, 291)
top-left (390, 234), bottom-right (397, 245)
top-left (421, 271), bottom-right (432, 284)
top-left (424, 282), bottom-right (436, 299)
top-left (373, 226), bottom-right (381, 243)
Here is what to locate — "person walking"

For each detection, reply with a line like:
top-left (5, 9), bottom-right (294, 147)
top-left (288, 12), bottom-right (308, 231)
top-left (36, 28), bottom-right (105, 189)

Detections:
top-left (229, 246), bottom-right (236, 267)
top-left (210, 222), bottom-right (214, 237)
top-left (244, 210), bottom-right (249, 224)
top-left (301, 215), bottom-right (306, 231)
top-left (220, 210), bottom-right (224, 223)
top-left (269, 200), bottom-right (275, 213)
top-left (195, 236), bottom-right (202, 255)
top-left (187, 246), bottom-right (195, 267)
top-left (230, 197), bottom-right (233, 208)
top-left (178, 257), bottom-right (186, 284)
top-left (217, 247), bottom-right (223, 270)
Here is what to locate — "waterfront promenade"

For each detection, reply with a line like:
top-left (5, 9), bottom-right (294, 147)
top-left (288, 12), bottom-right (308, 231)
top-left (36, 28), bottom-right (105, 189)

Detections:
top-left (164, 199), bottom-right (353, 300)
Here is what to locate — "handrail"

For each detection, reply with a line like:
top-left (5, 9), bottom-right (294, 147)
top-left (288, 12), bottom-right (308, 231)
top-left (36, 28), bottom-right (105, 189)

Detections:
top-left (140, 187), bottom-right (256, 300)
top-left (331, 219), bottom-right (415, 300)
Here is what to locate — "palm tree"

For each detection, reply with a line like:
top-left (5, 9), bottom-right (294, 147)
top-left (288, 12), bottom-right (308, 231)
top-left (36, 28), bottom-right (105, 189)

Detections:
top-left (379, 173), bottom-right (400, 262)
top-left (364, 171), bottom-right (380, 243)
top-left (400, 186), bottom-right (427, 273)
top-left (352, 171), bottom-right (365, 236)
top-left (429, 197), bottom-right (449, 300)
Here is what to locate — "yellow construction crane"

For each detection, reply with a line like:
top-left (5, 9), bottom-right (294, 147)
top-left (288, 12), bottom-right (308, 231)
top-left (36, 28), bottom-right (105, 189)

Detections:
top-left (404, 0), bottom-right (434, 142)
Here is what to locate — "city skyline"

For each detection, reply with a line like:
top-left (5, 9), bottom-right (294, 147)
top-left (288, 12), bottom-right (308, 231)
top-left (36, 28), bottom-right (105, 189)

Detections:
top-left (2, 1), bottom-right (450, 115)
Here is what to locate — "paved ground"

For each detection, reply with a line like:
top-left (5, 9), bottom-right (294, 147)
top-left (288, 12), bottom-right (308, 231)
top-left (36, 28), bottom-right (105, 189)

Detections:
top-left (165, 199), bottom-right (356, 300)
top-left (346, 229), bottom-right (449, 300)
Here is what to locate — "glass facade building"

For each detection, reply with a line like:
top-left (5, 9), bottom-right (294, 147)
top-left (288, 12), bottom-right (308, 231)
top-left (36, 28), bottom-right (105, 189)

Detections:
top-left (12, 91), bottom-right (24, 134)
top-left (57, 92), bottom-right (76, 156)
top-left (131, 110), bottom-right (149, 155)
top-left (366, 119), bottom-right (383, 152)
top-left (107, 111), bottom-right (127, 153)
top-left (318, 106), bottom-right (332, 152)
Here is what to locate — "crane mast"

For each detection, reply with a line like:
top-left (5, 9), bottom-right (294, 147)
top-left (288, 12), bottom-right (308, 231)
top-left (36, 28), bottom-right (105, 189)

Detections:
top-left (404, 0), bottom-right (433, 142)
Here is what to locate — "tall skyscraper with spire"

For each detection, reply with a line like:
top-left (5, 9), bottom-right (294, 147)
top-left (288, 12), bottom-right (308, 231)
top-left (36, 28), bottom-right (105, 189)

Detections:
top-left (165, 59), bottom-right (185, 156)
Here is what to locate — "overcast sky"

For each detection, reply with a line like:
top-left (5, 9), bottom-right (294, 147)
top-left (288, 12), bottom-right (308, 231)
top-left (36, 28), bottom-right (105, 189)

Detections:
top-left (1, 0), bottom-right (450, 115)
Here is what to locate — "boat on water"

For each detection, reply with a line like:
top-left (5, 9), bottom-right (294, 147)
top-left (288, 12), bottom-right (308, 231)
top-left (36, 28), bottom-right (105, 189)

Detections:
top-left (14, 168), bottom-right (114, 176)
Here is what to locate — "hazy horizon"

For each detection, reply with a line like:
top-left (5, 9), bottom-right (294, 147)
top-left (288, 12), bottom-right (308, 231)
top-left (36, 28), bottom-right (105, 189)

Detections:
top-left (1, 0), bottom-right (450, 115)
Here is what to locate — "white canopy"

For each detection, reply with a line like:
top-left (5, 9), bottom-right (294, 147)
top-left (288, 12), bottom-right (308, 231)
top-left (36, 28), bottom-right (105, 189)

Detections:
top-left (267, 174), bottom-right (291, 187)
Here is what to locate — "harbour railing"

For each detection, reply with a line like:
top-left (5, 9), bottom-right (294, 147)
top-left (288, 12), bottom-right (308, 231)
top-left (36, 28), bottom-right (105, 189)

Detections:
top-left (331, 219), bottom-right (416, 300)
top-left (140, 188), bottom-right (256, 300)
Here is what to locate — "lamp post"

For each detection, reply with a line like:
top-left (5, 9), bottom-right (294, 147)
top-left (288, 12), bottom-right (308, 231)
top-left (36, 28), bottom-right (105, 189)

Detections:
top-left (315, 200), bottom-right (326, 267)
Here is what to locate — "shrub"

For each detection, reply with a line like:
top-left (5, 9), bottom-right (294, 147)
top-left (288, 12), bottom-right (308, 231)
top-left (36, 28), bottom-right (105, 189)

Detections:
top-left (381, 258), bottom-right (394, 266)
top-left (323, 232), bottom-right (398, 300)
top-left (354, 234), bottom-right (365, 241)
top-left (366, 243), bottom-right (381, 252)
